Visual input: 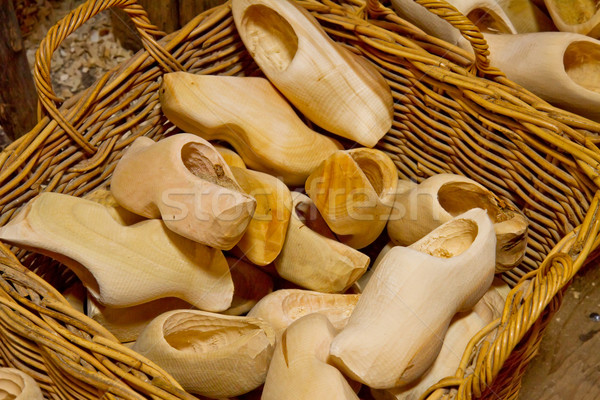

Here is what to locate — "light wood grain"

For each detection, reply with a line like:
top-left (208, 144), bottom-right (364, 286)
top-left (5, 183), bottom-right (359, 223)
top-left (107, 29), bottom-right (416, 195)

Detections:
top-left (496, 0), bottom-right (556, 32)
top-left (247, 289), bottom-right (359, 338)
top-left (330, 209), bottom-right (497, 389)
top-left (0, 193), bottom-right (234, 310)
top-left (274, 192), bottom-right (369, 293)
top-left (111, 134), bottom-right (256, 250)
top-left (0, 368), bottom-right (44, 399)
top-left (133, 310), bottom-right (275, 398)
top-left (544, 0), bottom-right (600, 36)
top-left (486, 32), bottom-right (600, 122)
top-left (160, 73), bottom-right (343, 185)
top-left (388, 174), bottom-right (528, 272)
top-left (262, 313), bottom-right (359, 400)
top-left (232, 0), bottom-right (394, 147)
top-left (305, 148), bottom-right (398, 249)
top-left (231, 168), bottom-right (292, 266)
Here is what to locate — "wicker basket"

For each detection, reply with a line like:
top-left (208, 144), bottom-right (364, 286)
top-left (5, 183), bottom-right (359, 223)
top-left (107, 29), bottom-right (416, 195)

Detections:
top-left (1, 0), bottom-right (599, 398)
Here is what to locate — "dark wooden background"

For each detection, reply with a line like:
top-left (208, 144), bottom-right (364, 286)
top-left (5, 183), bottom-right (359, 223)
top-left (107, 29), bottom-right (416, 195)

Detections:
top-left (0, 0), bottom-right (228, 142)
top-left (110, 0), bottom-right (228, 51)
top-left (0, 0), bottom-right (37, 141)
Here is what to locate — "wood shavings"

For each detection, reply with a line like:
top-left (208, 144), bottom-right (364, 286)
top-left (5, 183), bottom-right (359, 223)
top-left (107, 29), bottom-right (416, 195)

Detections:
top-left (23, 0), bottom-right (133, 101)
top-left (13, 0), bottom-right (52, 38)
top-left (0, 0), bottom-right (134, 147)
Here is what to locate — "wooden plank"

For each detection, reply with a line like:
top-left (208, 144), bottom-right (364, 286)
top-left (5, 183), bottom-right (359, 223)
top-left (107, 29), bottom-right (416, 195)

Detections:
top-left (110, 8), bottom-right (143, 51)
top-left (110, 0), bottom-right (178, 52)
top-left (138, 0), bottom-right (179, 34)
top-left (0, 0), bottom-right (37, 141)
top-left (179, 0), bottom-right (227, 26)
top-left (518, 259), bottom-right (600, 399)
top-left (111, 0), bottom-right (227, 52)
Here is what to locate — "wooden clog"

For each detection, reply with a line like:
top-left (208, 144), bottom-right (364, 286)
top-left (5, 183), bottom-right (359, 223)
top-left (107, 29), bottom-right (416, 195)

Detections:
top-left (274, 192), bottom-right (369, 293)
top-left (330, 209), bottom-right (496, 389)
top-left (388, 174), bottom-right (528, 272)
top-left (496, 0), bottom-right (556, 32)
top-left (160, 72), bottom-right (343, 185)
top-left (247, 289), bottom-right (359, 337)
top-left (0, 368), bottom-right (44, 399)
top-left (486, 32), bottom-right (600, 121)
top-left (390, 0), bottom-right (516, 55)
top-left (0, 193), bottom-right (234, 310)
top-left (545, 0), bottom-right (600, 37)
top-left (305, 148), bottom-right (398, 249)
top-left (232, 0), bottom-right (394, 147)
top-left (87, 296), bottom-right (192, 343)
top-left (231, 167), bottom-right (292, 265)
top-left (111, 134), bottom-right (256, 250)
top-left (132, 310), bottom-right (276, 398)
top-left (371, 286), bottom-right (505, 399)
top-left (262, 313), bottom-right (359, 400)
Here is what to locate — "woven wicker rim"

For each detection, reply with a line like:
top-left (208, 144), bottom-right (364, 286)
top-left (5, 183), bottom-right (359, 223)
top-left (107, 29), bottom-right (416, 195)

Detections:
top-left (0, 0), bottom-right (599, 399)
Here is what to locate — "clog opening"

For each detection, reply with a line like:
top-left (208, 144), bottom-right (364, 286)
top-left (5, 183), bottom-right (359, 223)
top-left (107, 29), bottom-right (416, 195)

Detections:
top-left (549, 0), bottom-right (598, 25)
top-left (181, 142), bottom-right (239, 190)
top-left (281, 292), bottom-right (358, 328)
top-left (438, 182), bottom-right (501, 222)
top-left (564, 41), bottom-right (600, 93)
top-left (352, 154), bottom-right (385, 196)
top-left (241, 5), bottom-right (298, 72)
top-left (411, 219), bottom-right (478, 258)
top-left (163, 313), bottom-right (261, 351)
top-left (467, 8), bottom-right (513, 34)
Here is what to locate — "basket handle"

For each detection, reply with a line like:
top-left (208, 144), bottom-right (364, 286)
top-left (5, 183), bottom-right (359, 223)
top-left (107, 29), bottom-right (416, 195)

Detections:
top-left (33, 0), bottom-right (185, 155)
top-left (366, 0), bottom-right (501, 76)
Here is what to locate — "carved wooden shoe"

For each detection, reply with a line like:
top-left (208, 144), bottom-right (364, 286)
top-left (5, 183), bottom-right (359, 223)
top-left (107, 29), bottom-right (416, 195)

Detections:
top-left (132, 310), bottom-right (276, 398)
top-left (160, 73), bottom-right (343, 185)
top-left (247, 289), bottom-right (359, 337)
top-left (0, 193), bottom-right (234, 310)
top-left (87, 296), bottom-right (192, 343)
top-left (388, 174), bottom-right (528, 272)
top-left (545, 0), bottom-right (600, 37)
top-left (305, 148), bottom-right (398, 249)
top-left (356, 242), bottom-right (395, 291)
top-left (496, 0), bottom-right (556, 33)
top-left (111, 134), bottom-right (256, 250)
top-left (0, 368), bottom-right (44, 400)
top-left (390, 0), bottom-right (468, 53)
top-left (274, 192), bottom-right (369, 293)
top-left (330, 209), bottom-right (496, 389)
top-left (371, 286), bottom-right (505, 400)
top-left (231, 167), bottom-right (293, 266)
top-left (262, 313), bottom-right (359, 400)
top-left (232, 0), bottom-right (394, 147)
top-left (87, 258), bottom-right (272, 341)
top-left (485, 32), bottom-right (600, 121)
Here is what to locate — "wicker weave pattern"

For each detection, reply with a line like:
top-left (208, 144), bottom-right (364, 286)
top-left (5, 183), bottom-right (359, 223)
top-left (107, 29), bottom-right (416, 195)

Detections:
top-left (0, 0), bottom-right (599, 399)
